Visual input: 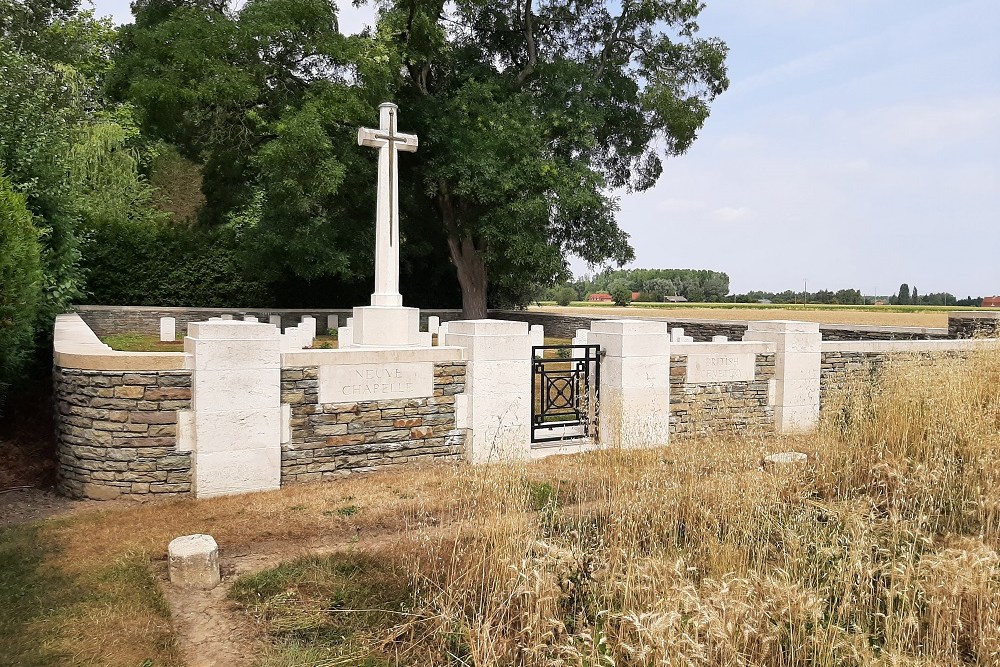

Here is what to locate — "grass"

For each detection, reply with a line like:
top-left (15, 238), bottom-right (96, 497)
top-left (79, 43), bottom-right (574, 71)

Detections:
top-left (101, 333), bottom-right (184, 352)
top-left (4, 349), bottom-right (1000, 665)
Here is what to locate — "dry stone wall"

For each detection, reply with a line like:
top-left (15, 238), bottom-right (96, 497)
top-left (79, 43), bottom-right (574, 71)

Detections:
top-left (820, 350), bottom-right (970, 411)
top-left (54, 367), bottom-right (192, 499)
top-left (669, 354), bottom-right (775, 435)
top-left (280, 362), bottom-right (467, 482)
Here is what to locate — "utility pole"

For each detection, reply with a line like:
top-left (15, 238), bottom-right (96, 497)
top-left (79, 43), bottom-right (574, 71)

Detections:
top-left (803, 279), bottom-right (808, 306)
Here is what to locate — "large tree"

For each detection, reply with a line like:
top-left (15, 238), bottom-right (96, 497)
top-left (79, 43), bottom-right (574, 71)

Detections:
top-left (375, 0), bottom-right (729, 316)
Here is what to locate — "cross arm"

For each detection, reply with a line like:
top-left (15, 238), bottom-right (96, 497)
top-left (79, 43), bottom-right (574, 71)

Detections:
top-left (358, 127), bottom-right (385, 148)
top-left (394, 133), bottom-right (419, 152)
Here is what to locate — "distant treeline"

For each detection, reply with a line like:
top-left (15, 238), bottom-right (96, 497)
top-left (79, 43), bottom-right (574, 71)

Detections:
top-left (563, 269), bottom-right (730, 302)
top-left (544, 273), bottom-right (983, 306)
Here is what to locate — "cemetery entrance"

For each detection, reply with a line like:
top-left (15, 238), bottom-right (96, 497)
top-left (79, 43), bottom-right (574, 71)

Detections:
top-left (530, 344), bottom-right (602, 444)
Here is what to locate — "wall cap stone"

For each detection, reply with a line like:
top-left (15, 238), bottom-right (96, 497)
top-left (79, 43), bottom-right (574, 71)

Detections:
top-left (822, 339), bottom-right (1000, 354)
top-left (282, 346), bottom-right (465, 367)
top-left (54, 314), bottom-right (187, 371)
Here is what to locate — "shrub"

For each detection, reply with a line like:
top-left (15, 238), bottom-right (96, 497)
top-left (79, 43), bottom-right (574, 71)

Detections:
top-left (554, 286), bottom-right (577, 307)
top-left (609, 281), bottom-right (631, 306)
top-left (0, 175), bottom-right (43, 398)
top-left (79, 219), bottom-right (271, 307)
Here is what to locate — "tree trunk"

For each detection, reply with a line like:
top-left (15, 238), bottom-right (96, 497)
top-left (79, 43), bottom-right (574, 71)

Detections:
top-left (449, 236), bottom-right (488, 319)
top-left (438, 183), bottom-right (488, 319)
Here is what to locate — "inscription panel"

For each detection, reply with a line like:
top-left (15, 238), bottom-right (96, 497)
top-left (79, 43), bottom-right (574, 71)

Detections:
top-left (686, 353), bottom-right (756, 383)
top-left (319, 362), bottom-right (434, 403)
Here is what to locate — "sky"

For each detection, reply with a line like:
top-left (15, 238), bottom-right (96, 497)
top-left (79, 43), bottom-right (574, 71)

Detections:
top-left (89, 0), bottom-right (1000, 297)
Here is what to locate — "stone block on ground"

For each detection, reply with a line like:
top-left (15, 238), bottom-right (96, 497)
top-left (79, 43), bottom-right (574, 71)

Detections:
top-left (762, 451), bottom-right (808, 472)
top-left (168, 534), bottom-right (221, 589)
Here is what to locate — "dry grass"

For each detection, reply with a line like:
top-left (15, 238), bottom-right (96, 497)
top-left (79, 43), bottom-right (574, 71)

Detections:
top-left (5, 350), bottom-right (1000, 665)
top-left (540, 305), bottom-right (951, 327)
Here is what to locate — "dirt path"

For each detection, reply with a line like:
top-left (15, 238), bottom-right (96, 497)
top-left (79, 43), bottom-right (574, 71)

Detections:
top-left (162, 531), bottom-right (423, 667)
top-left (0, 487), bottom-right (114, 527)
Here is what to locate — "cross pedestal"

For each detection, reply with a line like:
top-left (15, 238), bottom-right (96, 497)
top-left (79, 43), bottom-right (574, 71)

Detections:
top-left (352, 102), bottom-right (425, 347)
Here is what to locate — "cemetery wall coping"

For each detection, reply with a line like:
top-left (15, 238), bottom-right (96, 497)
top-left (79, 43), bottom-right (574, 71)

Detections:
top-left (821, 339), bottom-right (1000, 354)
top-left (670, 341), bottom-right (776, 356)
top-left (281, 346), bottom-right (466, 367)
top-left (54, 314), bottom-right (186, 371)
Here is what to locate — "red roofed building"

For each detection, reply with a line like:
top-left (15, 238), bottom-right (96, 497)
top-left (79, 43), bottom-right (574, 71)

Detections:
top-left (983, 296), bottom-right (1000, 307)
top-left (588, 292), bottom-right (612, 302)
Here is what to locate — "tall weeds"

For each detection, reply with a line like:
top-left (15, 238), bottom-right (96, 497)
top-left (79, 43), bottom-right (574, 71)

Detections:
top-left (383, 350), bottom-right (1000, 666)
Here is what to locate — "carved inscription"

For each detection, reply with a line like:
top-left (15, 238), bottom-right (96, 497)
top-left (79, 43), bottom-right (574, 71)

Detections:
top-left (319, 362), bottom-right (434, 403)
top-left (686, 353), bottom-right (756, 383)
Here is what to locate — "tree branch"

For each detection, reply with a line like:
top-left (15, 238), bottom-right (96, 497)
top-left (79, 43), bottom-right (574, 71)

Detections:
top-left (516, 0), bottom-right (536, 84)
top-left (596, 0), bottom-right (632, 79)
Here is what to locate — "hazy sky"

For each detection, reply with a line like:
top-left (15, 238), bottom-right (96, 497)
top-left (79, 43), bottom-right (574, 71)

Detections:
top-left (90, 0), bottom-right (999, 297)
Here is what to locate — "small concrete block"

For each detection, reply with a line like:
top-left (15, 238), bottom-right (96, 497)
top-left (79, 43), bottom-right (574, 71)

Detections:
top-left (160, 317), bottom-right (176, 342)
top-left (762, 451), bottom-right (808, 472)
top-left (168, 534), bottom-right (220, 589)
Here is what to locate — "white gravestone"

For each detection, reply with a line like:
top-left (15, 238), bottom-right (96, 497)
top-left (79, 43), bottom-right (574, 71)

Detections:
top-left (269, 314), bottom-right (282, 327)
top-left (327, 314), bottom-right (339, 332)
top-left (671, 327), bottom-right (684, 342)
top-left (338, 325), bottom-right (353, 348)
top-left (160, 317), bottom-right (176, 342)
top-left (427, 316), bottom-right (440, 336)
top-left (352, 103), bottom-right (426, 347)
top-left (244, 315), bottom-right (258, 323)
top-left (437, 322), bottom-right (449, 345)
top-left (221, 314), bottom-right (233, 320)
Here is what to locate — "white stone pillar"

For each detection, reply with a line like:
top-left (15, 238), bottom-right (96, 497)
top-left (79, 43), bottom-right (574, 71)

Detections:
top-left (185, 321), bottom-right (281, 497)
top-left (446, 320), bottom-right (531, 463)
top-left (529, 324), bottom-right (544, 357)
top-left (160, 317), bottom-right (176, 342)
top-left (427, 316), bottom-right (440, 336)
top-left (742, 320), bottom-right (821, 433)
top-left (589, 320), bottom-right (671, 449)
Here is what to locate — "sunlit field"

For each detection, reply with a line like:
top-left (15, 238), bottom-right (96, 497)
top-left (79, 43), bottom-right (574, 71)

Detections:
top-left (535, 303), bottom-right (976, 328)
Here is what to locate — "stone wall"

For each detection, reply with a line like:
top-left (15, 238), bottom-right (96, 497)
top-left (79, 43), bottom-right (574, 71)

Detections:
top-left (75, 305), bottom-right (464, 338)
top-left (949, 312), bottom-right (1000, 338)
top-left (280, 362), bottom-right (467, 482)
top-left (54, 367), bottom-right (192, 499)
top-left (493, 310), bottom-right (949, 342)
top-left (669, 354), bottom-right (775, 435)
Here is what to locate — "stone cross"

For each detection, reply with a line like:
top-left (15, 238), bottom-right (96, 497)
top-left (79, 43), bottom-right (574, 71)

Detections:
top-left (358, 102), bottom-right (418, 307)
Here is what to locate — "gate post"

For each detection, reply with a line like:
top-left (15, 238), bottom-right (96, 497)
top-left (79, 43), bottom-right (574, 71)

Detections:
top-left (589, 320), bottom-right (671, 449)
top-left (742, 320), bottom-right (821, 432)
top-left (444, 319), bottom-right (531, 463)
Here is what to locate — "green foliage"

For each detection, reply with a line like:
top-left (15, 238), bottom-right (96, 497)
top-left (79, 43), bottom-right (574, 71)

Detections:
top-left (897, 283), bottom-right (911, 305)
top-left (554, 285), bottom-right (577, 306)
top-left (0, 175), bottom-right (43, 397)
top-left (80, 219), bottom-right (271, 307)
top-left (580, 268), bottom-right (729, 303)
top-left (609, 281), bottom-right (632, 306)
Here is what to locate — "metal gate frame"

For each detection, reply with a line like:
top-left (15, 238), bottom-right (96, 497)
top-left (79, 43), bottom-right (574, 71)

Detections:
top-left (530, 344), bottom-right (602, 444)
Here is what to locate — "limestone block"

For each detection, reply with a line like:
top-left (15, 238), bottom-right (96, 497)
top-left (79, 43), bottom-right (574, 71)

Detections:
top-left (195, 447), bottom-right (281, 497)
top-left (192, 369), bottom-right (281, 412)
top-left (346, 317), bottom-right (354, 327)
top-left (160, 317), bottom-right (176, 343)
top-left (184, 339), bottom-right (281, 371)
top-left (427, 316), bottom-right (440, 336)
top-left (301, 316), bottom-right (317, 340)
top-left (418, 331), bottom-right (433, 347)
top-left (529, 325), bottom-right (544, 349)
top-left (168, 534), bottom-right (220, 589)
top-left (337, 326), bottom-right (353, 348)
top-left (351, 306), bottom-right (421, 346)
top-left (590, 320), bottom-right (670, 358)
top-left (762, 451), bottom-right (808, 472)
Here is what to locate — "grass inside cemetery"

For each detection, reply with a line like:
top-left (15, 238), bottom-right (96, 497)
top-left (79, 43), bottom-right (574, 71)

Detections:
top-left (4, 350), bottom-right (1000, 665)
top-left (101, 333), bottom-right (185, 352)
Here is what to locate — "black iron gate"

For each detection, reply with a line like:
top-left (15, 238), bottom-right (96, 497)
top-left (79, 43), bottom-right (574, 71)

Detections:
top-left (530, 345), bottom-right (602, 444)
